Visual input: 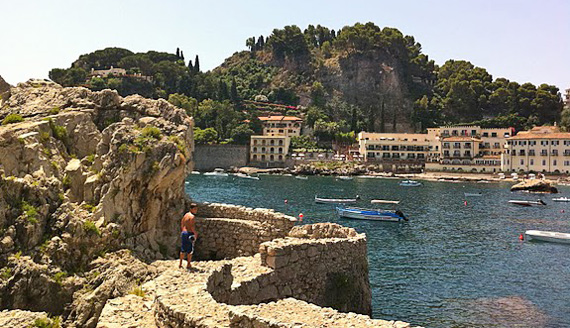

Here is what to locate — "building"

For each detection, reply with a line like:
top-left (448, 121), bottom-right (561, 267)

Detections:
top-left (89, 66), bottom-right (127, 78)
top-left (249, 135), bottom-right (290, 165)
top-left (358, 131), bottom-right (439, 172)
top-left (504, 126), bottom-right (570, 173)
top-left (426, 125), bottom-right (510, 173)
top-left (258, 116), bottom-right (303, 137)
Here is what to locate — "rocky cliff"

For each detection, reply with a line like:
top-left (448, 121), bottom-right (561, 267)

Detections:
top-left (0, 79), bottom-right (193, 326)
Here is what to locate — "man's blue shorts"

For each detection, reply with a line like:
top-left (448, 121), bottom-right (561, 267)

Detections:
top-left (181, 231), bottom-right (195, 254)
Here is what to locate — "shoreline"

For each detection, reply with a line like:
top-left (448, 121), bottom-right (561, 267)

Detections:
top-left (229, 166), bottom-right (570, 185)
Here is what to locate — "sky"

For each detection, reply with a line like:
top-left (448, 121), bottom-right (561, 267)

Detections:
top-left (1, 0), bottom-right (569, 92)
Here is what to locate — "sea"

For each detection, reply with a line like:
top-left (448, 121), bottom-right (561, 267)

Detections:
top-left (185, 174), bottom-right (570, 327)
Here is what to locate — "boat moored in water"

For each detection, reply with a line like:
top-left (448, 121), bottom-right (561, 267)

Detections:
top-left (552, 197), bottom-right (570, 202)
top-left (336, 206), bottom-right (407, 222)
top-left (525, 230), bottom-right (570, 244)
top-left (337, 176), bottom-right (353, 181)
top-left (295, 175), bottom-right (309, 180)
top-left (508, 199), bottom-right (546, 206)
top-left (315, 195), bottom-right (359, 204)
top-left (399, 179), bottom-right (422, 187)
top-left (234, 173), bottom-right (260, 180)
top-left (464, 192), bottom-right (482, 197)
top-left (204, 168), bottom-right (229, 177)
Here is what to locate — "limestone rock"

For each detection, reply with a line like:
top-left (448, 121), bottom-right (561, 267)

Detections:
top-left (510, 179), bottom-right (558, 193)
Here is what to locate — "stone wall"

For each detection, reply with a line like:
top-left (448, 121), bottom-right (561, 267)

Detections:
top-left (194, 144), bottom-right (248, 171)
top-left (193, 203), bottom-right (297, 260)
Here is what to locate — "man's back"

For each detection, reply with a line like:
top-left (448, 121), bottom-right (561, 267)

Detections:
top-left (181, 212), bottom-right (195, 233)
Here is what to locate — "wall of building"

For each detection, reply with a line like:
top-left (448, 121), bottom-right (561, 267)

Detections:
top-left (193, 145), bottom-right (248, 171)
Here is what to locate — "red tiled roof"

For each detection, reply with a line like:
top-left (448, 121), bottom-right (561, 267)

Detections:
top-left (258, 116), bottom-right (302, 122)
top-left (508, 132), bottom-right (570, 140)
top-left (442, 136), bottom-right (481, 142)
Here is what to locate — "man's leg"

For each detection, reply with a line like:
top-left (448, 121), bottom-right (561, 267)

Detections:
top-left (179, 252), bottom-right (184, 268)
top-left (186, 252), bottom-right (192, 269)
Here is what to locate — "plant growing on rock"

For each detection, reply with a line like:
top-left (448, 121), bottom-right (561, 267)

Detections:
top-left (83, 220), bottom-right (101, 236)
top-left (129, 285), bottom-right (145, 297)
top-left (21, 201), bottom-right (39, 224)
top-left (2, 114), bottom-right (24, 125)
top-left (32, 316), bottom-right (61, 328)
top-left (0, 267), bottom-right (12, 280)
top-left (52, 271), bottom-right (68, 286)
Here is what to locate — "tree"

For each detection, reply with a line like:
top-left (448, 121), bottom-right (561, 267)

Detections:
top-left (176, 48), bottom-right (180, 58)
top-left (246, 37), bottom-right (256, 51)
top-left (168, 93), bottom-right (198, 116)
top-left (230, 124), bottom-right (254, 144)
top-left (188, 59), bottom-right (194, 72)
top-left (194, 55), bottom-right (200, 73)
top-left (194, 127), bottom-right (218, 144)
top-left (561, 108), bottom-right (570, 131)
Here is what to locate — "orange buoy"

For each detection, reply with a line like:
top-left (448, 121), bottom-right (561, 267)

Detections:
top-left (519, 233), bottom-right (524, 241)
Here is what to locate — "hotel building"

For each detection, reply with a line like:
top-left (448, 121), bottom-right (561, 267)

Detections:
top-left (249, 115), bottom-right (302, 165)
top-left (504, 126), bottom-right (570, 173)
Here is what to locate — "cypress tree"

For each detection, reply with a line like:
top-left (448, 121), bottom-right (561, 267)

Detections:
top-left (176, 47), bottom-right (180, 58)
top-left (194, 55), bottom-right (200, 73)
top-left (188, 59), bottom-right (194, 72)
top-left (180, 50), bottom-right (185, 61)
top-left (230, 79), bottom-right (239, 101)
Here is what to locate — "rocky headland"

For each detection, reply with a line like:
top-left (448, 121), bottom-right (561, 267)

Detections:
top-left (510, 179), bottom-right (558, 193)
top-left (0, 78), bottom-right (415, 327)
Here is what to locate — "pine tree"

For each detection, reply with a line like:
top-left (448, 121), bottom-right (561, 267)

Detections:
top-left (194, 55), bottom-right (200, 73)
top-left (188, 59), bottom-right (194, 72)
top-left (176, 47), bottom-right (180, 58)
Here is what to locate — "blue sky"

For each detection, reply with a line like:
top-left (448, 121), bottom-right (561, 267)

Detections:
top-left (1, 0), bottom-right (568, 92)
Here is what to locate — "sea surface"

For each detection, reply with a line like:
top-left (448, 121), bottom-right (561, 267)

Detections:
top-left (185, 174), bottom-right (570, 327)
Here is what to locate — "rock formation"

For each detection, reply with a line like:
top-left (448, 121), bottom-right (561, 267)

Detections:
top-left (510, 179), bottom-right (558, 193)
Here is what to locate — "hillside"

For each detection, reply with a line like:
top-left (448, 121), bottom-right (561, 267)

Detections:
top-left (48, 22), bottom-right (564, 135)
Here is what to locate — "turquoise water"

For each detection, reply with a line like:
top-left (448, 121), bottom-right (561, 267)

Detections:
top-left (185, 174), bottom-right (570, 327)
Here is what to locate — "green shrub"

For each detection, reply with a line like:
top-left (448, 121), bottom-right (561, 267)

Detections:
top-left (141, 126), bottom-right (162, 139)
top-left (2, 114), bottom-right (24, 125)
top-left (168, 135), bottom-right (186, 153)
top-left (12, 251), bottom-right (22, 260)
top-left (85, 154), bottom-right (95, 165)
top-left (129, 286), bottom-right (145, 297)
top-left (0, 268), bottom-right (12, 280)
top-left (52, 271), bottom-right (67, 286)
top-left (47, 119), bottom-right (67, 142)
top-left (21, 201), bottom-right (38, 224)
top-left (83, 204), bottom-right (96, 213)
top-left (48, 107), bottom-right (61, 115)
top-left (84, 220), bottom-right (101, 236)
top-left (40, 132), bottom-right (51, 142)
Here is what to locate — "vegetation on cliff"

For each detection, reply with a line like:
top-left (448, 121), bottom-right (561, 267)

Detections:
top-left (49, 22), bottom-right (564, 137)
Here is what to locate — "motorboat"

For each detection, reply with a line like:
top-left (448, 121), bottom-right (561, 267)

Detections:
top-left (191, 171), bottom-right (201, 175)
top-left (476, 180), bottom-right (490, 184)
top-left (315, 195), bottom-right (359, 204)
top-left (234, 173), bottom-right (260, 180)
top-left (464, 192), bottom-right (482, 197)
top-left (552, 197), bottom-right (570, 202)
top-left (337, 176), bottom-right (353, 181)
top-left (336, 206), bottom-right (407, 222)
top-left (399, 179), bottom-right (422, 187)
top-left (204, 168), bottom-right (229, 177)
top-left (295, 175), bottom-right (308, 180)
top-left (508, 199), bottom-right (546, 206)
top-left (525, 230), bottom-right (570, 244)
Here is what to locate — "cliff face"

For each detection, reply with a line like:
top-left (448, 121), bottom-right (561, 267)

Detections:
top-left (0, 79), bottom-right (193, 325)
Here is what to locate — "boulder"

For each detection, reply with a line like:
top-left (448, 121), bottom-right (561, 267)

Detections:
top-left (510, 179), bottom-right (558, 193)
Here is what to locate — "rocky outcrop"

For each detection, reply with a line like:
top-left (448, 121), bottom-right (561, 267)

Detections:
top-left (510, 179), bottom-right (558, 193)
top-left (0, 79), bottom-right (193, 326)
top-left (0, 309), bottom-right (57, 328)
top-left (0, 75), bottom-right (10, 103)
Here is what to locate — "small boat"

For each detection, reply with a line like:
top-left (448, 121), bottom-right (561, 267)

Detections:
top-left (295, 175), bottom-right (308, 180)
top-left (234, 173), bottom-right (260, 180)
top-left (508, 199), bottom-right (546, 206)
top-left (336, 206), bottom-right (407, 222)
top-left (191, 171), bottom-right (201, 175)
top-left (476, 180), bottom-right (490, 184)
top-left (525, 230), bottom-right (570, 244)
top-left (464, 192), bottom-right (482, 197)
top-left (370, 199), bottom-right (400, 204)
top-left (315, 195), bottom-right (359, 204)
top-left (337, 176), bottom-right (353, 181)
top-left (204, 168), bottom-right (229, 177)
top-left (399, 179), bottom-right (422, 187)
top-left (552, 197), bottom-right (570, 202)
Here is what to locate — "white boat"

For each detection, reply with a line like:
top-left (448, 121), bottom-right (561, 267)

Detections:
top-left (525, 230), bottom-right (570, 244)
top-left (552, 197), bottom-right (570, 202)
top-left (464, 192), bottom-right (482, 197)
top-left (337, 176), bottom-right (353, 181)
top-left (399, 179), bottom-right (422, 187)
top-left (191, 171), bottom-right (201, 175)
top-left (476, 180), bottom-right (490, 184)
top-left (370, 199), bottom-right (400, 204)
top-left (295, 175), bottom-right (308, 180)
top-left (508, 199), bottom-right (546, 206)
top-left (234, 173), bottom-right (260, 180)
top-left (204, 168), bottom-right (229, 177)
top-left (315, 195), bottom-right (359, 204)
top-left (336, 206), bottom-right (407, 222)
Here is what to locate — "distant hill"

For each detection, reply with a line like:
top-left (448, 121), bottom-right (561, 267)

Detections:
top-left (48, 22), bottom-right (564, 134)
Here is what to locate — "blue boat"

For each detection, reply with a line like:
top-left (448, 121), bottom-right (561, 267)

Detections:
top-left (336, 206), bottom-right (407, 222)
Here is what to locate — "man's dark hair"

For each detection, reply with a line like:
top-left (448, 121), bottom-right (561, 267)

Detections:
top-left (190, 203), bottom-right (198, 209)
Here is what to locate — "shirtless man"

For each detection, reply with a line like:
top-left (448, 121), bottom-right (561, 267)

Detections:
top-left (179, 203), bottom-right (199, 269)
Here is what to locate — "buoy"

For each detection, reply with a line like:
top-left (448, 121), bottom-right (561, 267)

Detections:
top-left (284, 199), bottom-right (288, 204)
top-left (464, 200), bottom-right (467, 206)
top-left (299, 213), bottom-right (304, 221)
top-left (519, 233), bottom-right (524, 241)
top-left (561, 209), bottom-right (565, 213)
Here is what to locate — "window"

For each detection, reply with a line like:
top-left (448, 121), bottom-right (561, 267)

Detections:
top-left (520, 159), bottom-right (524, 165)
top-left (554, 160), bottom-right (557, 166)
top-left (270, 140), bottom-right (275, 145)
top-left (565, 161), bottom-right (570, 166)
top-left (278, 155), bottom-right (283, 160)
top-left (278, 140), bottom-right (283, 145)
top-left (491, 132), bottom-right (497, 137)
top-left (261, 147), bottom-right (266, 152)
top-left (519, 150), bottom-right (526, 156)
top-left (253, 147), bottom-right (258, 152)
top-left (471, 130), bottom-right (477, 136)
top-left (542, 160), bottom-right (546, 166)
top-left (483, 132), bottom-right (489, 137)
top-left (278, 148), bottom-right (283, 153)
top-left (552, 150), bottom-right (559, 156)
top-left (270, 147), bottom-right (275, 153)
top-left (444, 150), bottom-right (450, 156)
top-left (270, 155), bottom-right (274, 161)
top-left (530, 159), bottom-right (534, 165)
top-left (262, 140), bottom-right (266, 145)
top-left (253, 155), bottom-right (257, 160)
top-left (254, 140), bottom-right (258, 145)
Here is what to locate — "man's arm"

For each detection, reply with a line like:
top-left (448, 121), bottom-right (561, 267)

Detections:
top-left (181, 213), bottom-right (188, 232)
top-left (190, 217), bottom-right (198, 239)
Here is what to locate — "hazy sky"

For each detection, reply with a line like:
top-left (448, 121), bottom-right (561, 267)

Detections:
top-left (1, 0), bottom-right (568, 92)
